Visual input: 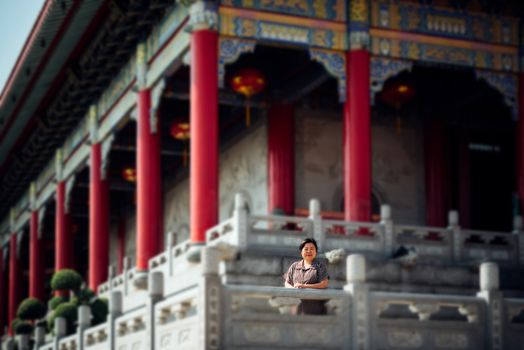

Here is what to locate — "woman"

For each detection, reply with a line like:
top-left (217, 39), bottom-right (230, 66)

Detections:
top-left (284, 238), bottom-right (329, 314)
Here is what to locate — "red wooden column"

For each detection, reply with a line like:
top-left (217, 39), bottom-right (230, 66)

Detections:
top-left (29, 183), bottom-right (45, 301)
top-left (268, 104), bottom-right (295, 215)
top-left (0, 247), bottom-right (4, 335)
top-left (89, 107), bottom-right (110, 290)
top-left (55, 150), bottom-right (73, 271)
top-left (344, 49), bottom-right (371, 222)
top-left (136, 43), bottom-right (162, 273)
top-left (424, 120), bottom-right (448, 227)
top-left (8, 234), bottom-right (19, 335)
top-left (518, 73), bottom-right (524, 217)
top-left (189, 3), bottom-right (218, 244)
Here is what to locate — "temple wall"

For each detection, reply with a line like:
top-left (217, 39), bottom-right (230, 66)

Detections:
top-left (295, 108), bottom-right (426, 225)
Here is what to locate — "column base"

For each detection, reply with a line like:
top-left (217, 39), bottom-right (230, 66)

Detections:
top-left (186, 243), bottom-right (205, 263)
top-left (133, 270), bottom-right (149, 290)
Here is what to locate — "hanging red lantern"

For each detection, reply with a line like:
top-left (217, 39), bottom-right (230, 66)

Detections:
top-left (170, 120), bottom-right (190, 140)
top-left (379, 81), bottom-right (416, 134)
top-left (122, 167), bottom-right (137, 183)
top-left (230, 68), bottom-right (266, 127)
top-left (170, 119), bottom-right (190, 167)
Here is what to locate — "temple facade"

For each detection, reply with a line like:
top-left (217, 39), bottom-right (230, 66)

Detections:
top-left (0, 0), bottom-right (524, 349)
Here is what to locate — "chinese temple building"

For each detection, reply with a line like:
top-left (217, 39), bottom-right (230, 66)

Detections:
top-left (0, 0), bottom-right (524, 349)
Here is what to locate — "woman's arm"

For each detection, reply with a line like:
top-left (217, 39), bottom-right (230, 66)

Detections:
top-left (294, 278), bottom-right (328, 289)
top-left (285, 281), bottom-right (294, 288)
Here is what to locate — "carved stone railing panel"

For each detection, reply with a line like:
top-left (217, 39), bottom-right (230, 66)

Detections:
top-left (393, 224), bottom-right (452, 260)
top-left (83, 322), bottom-right (109, 350)
top-left (58, 334), bottom-right (78, 350)
top-left (370, 292), bottom-right (485, 349)
top-left (323, 220), bottom-right (383, 254)
top-left (223, 285), bottom-right (350, 349)
top-left (154, 288), bottom-right (199, 350)
top-left (150, 240), bottom-right (202, 297)
top-left (114, 307), bottom-right (148, 350)
top-left (461, 229), bottom-right (518, 263)
top-left (97, 267), bottom-right (148, 313)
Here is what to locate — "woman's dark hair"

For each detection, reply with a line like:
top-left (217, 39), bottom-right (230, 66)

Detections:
top-left (299, 238), bottom-right (318, 252)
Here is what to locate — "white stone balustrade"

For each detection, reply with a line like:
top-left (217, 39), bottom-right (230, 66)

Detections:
top-left (83, 323), bottom-right (109, 350)
top-left (207, 195), bottom-right (524, 266)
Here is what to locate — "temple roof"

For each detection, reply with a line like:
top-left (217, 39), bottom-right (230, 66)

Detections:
top-left (0, 0), bottom-right (172, 219)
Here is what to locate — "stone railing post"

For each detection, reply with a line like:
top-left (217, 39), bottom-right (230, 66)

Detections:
top-left (122, 257), bottom-right (131, 296)
top-left (308, 199), bottom-right (324, 251)
top-left (448, 210), bottom-right (461, 262)
top-left (109, 290), bottom-right (123, 350)
top-left (513, 215), bottom-right (523, 265)
top-left (232, 193), bottom-right (249, 251)
top-left (380, 205), bottom-right (394, 258)
top-left (77, 304), bottom-right (91, 350)
top-left (34, 324), bottom-right (46, 349)
top-left (198, 247), bottom-right (222, 349)
top-left (344, 254), bottom-right (370, 350)
top-left (166, 231), bottom-right (176, 277)
top-left (146, 271), bottom-right (163, 350)
top-left (54, 317), bottom-right (67, 349)
top-left (477, 262), bottom-right (503, 350)
top-left (18, 334), bottom-right (29, 350)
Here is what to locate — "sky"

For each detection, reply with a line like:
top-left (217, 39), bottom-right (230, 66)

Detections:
top-left (0, 1), bottom-right (44, 93)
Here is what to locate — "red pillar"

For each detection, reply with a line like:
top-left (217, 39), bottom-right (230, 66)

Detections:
top-left (518, 74), bottom-right (524, 217)
top-left (89, 143), bottom-right (109, 290)
top-left (268, 104), bottom-right (295, 215)
top-left (29, 210), bottom-right (45, 301)
top-left (136, 89), bottom-right (162, 271)
top-left (55, 181), bottom-right (72, 270)
top-left (190, 29), bottom-right (218, 243)
top-left (117, 217), bottom-right (126, 274)
top-left (8, 235), bottom-right (19, 336)
top-left (0, 246), bottom-right (5, 336)
top-left (344, 50), bottom-right (371, 221)
top-left (425, 120), bottom-right (448, 227)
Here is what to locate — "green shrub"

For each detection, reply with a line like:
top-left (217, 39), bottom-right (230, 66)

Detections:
top-left (72, 288), bottom-right (95, 306)
top-left (91, 298), bottom-right (108, 325)
top-left (17, 298), bottom-right (47, 320)
top-left (11, 318), bottom-right (21, 333)
top-left (48, 302), bottom-right (78, 335)
top-left (49, 296), bottom-right (68, 311)
top-left (14, 321), bottom-right (33, 335)
top-left (51, 269), bottom-right (83, 291)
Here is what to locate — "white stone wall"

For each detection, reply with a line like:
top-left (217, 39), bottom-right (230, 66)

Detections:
top-left (160, 123), bottom-right (268, 247)
top-left (372, 114), bottom-right (426, 225)
top-left (295, 108), bottom-right (343, 212)
top-left (295, 108), bottom-right (425, 225)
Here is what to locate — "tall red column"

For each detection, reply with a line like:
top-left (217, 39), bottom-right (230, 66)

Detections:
top-left (517, 74), bottom-right (524, 217)
top-left (136, 89), bottom-right (162, 271)
top-left (55, 180), bottom-right (72, 270)
top-left (425, 120), bottom-right (448, 226)
top-left (29, 210), bottom-right (44, 301)
top-left (268, 104), bottom-right (295, 215)
top-left (8, 235), bottom-right (19, 336)
top-left (344, 50), bottom-right (371, 221)
top-left (0, 247), bottom-right (4, 336)
top-left (190, 28), bottom-right (218, 243)
top-left (89, 142), bottom-right (109, 290)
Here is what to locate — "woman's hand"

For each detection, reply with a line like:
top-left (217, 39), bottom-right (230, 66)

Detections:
top-left (293, 279), bottom-right (328, 289)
